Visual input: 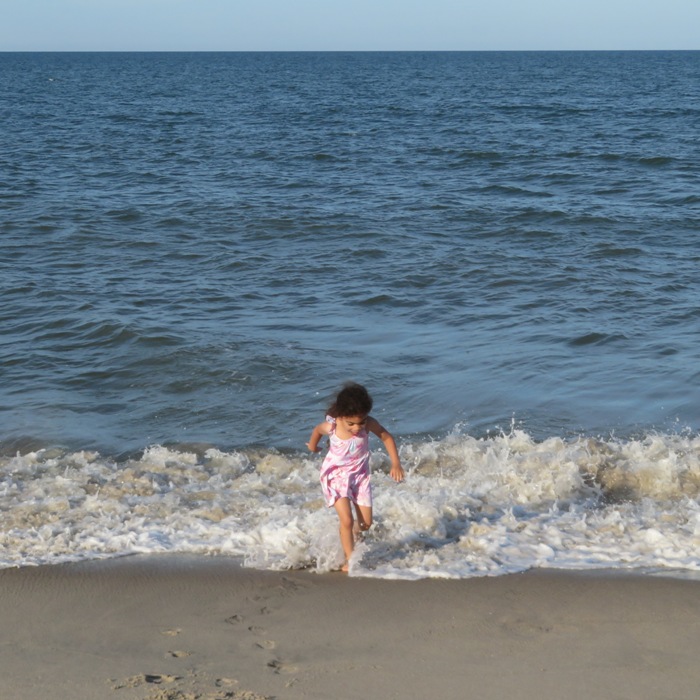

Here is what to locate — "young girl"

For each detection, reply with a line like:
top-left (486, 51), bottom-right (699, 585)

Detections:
top-left (306, 382), bottom-right (405, 572)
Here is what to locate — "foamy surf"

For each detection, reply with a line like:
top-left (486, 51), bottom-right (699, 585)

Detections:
top-left (2, 427), bottom-right (700, 578)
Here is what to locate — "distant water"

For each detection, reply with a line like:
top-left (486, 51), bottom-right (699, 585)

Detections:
top-left (2, 52), bottom-right (700, 577)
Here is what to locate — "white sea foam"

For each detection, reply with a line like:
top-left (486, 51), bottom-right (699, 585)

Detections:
top-left (2, 428), bottom-right (700, 578)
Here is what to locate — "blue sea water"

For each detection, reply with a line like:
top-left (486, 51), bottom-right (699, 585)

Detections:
top-left (1, 51), bottom-right (700, 577)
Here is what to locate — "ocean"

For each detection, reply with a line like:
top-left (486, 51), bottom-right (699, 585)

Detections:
top-left (2, 51), bottom-right (700, 577)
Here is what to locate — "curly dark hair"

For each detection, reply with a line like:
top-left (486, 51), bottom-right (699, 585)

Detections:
top-left (328, 382), bottom-right (373, 418)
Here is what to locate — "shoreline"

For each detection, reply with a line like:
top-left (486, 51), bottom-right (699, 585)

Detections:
top-left (2, 555), bottom-right (700, 700)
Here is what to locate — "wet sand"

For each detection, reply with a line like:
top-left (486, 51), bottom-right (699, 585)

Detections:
top-left (1, 555), bottom-right (699, 700)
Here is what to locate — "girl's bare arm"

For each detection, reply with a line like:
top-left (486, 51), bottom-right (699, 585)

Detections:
top-left (367, 417), bottom-right (405, 482)
top-left (306, 421), bottom-right (332, 452)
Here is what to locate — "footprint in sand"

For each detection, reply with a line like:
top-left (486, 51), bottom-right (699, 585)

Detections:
top-left (160, 628), bottom-right (182, 637)
top-left (166, 650), bottom-right (192, 658)
top-left (225, 614), bottom-right (244, 625)
top-left (255, 640), bottom-right (276, 650)
top-left (113, 673), bottom-right (181, 687)
top-left (277, 575), bottom-right (312, 593)
top-left (267, 659), bottom-right (298, 675)
top-left (498, 616), bottom-right (554, 638)
top-left (143, 674), bottom-right (181, 684)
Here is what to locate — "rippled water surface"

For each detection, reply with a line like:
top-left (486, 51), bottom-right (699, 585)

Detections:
top-left (2, 51), bottom-right (700, 575)
top-left (3, 51), bottom-right (700, 453)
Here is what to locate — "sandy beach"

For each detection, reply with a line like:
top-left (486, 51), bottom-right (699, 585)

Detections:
top-left (1, 556), bottom-right (699, 700)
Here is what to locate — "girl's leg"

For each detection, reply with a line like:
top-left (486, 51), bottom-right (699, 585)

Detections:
top-left (354, 503), bottom-right (373, 533)
top-left (351, 504), bottom-right (373, 554)
top-left (333, 498), bottom-right (354, 570)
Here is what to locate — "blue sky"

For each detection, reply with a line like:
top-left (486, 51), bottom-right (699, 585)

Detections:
top-left (2, 0), bottom-right (699, 51)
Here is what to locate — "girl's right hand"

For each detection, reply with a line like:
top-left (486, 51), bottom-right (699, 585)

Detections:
top-left (390, 463), bottom-right (405, 483)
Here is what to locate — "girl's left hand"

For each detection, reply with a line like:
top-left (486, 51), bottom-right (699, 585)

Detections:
top-left (390, 464), bottom-right (405, 483)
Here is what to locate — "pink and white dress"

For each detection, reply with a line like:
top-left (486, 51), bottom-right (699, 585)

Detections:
top-left (319, 416), bottom-right (373, 508)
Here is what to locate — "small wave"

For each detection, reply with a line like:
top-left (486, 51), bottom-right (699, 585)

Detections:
top-left (2, 429), bottom-right (700, 578)
top-left (358, 293), bottom-right (395, 306)
top-left (453, 149), bottom-right (504, 163)
top-left (104, 113), bottom-right (142, 123)
top-left (660, 193), bottom-right (700, 205)
top-left (567, 331), bottom-right (627, 347)
top-left (587, 243), bottom-right (645, 259)
top-left (597, 152), bottom-right (624, 161)
top-left (311, 152), bottom-right (339, 161)
top-left (157, 110), bottom-right (202, 118)
top-left (106, 208), bottom-right (143, 222)
top-left (479, 184), bottom-right (552, 198)
top-left (638, 155), bottom-right (674, 167)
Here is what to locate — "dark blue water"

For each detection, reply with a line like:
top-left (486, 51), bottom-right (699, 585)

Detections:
top-left (2, 51), bottom-right (700, 456)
